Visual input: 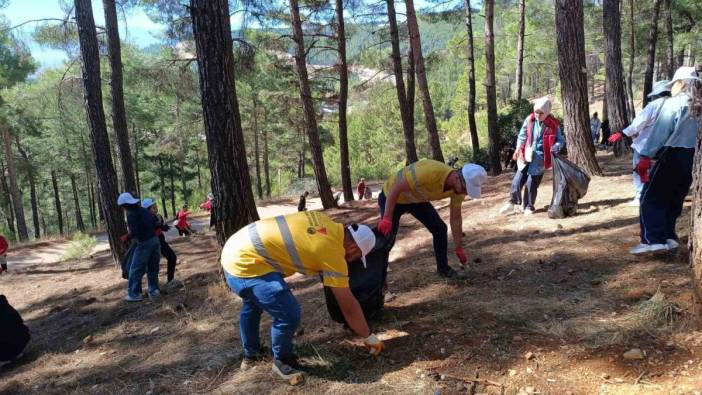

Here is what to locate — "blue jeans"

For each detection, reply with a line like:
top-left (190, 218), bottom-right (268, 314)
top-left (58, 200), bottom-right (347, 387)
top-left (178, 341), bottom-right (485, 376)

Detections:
top-left (632, 150), bottom-right (644, 200)
top-left (378, 191), bottom-right (448, 271)
top-left (225, 271), bottom-right (300, 360)
top-left (640, 147), bottom-right (694, 244)
top-left (128, 236), bottom-right (161, 298)
top-left (509, 165), bottom-right (543, 211)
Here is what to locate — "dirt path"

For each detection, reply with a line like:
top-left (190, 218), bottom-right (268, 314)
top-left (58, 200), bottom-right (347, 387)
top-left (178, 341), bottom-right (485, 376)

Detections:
top-left (2, 152), bottom-right (701, 394)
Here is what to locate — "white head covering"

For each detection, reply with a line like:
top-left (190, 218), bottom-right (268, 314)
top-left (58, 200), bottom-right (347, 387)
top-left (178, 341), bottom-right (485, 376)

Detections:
top-left (665, 66), bottom-right (700, 89)
top-left (533, 97), bottom-right (552, 115)
top-left (347, 224), bottom-right (376, 268)
top-left (461, 163), bottom-right (488, 199)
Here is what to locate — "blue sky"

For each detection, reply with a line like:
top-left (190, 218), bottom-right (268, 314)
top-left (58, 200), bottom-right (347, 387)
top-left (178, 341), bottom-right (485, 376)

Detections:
top-left (3, 0), bottom-right (167, 69)
top-left (3, 0), bottom-right (456, 71)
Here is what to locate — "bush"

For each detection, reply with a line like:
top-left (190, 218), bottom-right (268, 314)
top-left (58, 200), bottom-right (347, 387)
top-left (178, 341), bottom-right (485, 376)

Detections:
top-left (284, 178), bottom-right (319, 198)
top-left (62, 232), bottom-right (98, 261)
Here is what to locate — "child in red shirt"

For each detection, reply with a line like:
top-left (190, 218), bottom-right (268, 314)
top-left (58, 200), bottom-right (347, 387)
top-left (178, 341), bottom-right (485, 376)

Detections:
top-left (0, 235), bottom-right (8, 274)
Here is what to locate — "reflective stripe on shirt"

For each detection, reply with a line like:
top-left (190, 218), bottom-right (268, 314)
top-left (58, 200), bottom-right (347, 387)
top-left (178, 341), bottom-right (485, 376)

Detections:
top-left (247, 223), bottom-right (284, 273)
top-left (275, 216), bottom-right (306, 275)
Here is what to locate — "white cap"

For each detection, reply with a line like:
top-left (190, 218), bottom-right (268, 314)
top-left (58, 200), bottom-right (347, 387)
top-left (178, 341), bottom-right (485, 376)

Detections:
top-left (666, 66), bottom-right (700, 89)
top-left (533, 96), bottom-right (552, 115)
top-left (117, 192), bottom-right (140, 206)
top-left (461, 163), bottom-right (487, 199)
top-left (347, 224), bottom-right (376, 268)
top-left (142, 198), bottom-right (156, 209)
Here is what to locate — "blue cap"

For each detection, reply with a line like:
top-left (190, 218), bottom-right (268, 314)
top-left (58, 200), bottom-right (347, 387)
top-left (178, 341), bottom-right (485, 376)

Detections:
top-left (142, 198), bottom-right (156, 209)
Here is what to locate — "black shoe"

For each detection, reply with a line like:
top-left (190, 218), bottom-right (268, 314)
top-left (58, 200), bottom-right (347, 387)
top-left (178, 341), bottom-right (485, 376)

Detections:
top-left (437, 266), bottom-right (458, 279)
top-left (272, 358), bottom-right (305, 384)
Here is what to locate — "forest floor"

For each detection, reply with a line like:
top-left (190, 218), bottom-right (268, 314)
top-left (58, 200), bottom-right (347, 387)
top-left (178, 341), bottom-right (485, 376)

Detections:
top-left (2, 151), bottom-right (702, 395)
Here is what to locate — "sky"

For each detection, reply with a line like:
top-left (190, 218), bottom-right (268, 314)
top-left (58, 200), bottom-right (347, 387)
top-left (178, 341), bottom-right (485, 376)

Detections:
top-left (3, 0), bottom-right (167, 70)
top-left (3, 0), bottom-right (453, 71)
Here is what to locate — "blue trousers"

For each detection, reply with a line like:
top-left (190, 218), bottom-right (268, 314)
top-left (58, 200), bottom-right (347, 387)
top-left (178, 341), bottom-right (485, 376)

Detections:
top-left (509, 165), bottom-right (543, 211)
top-left (225, 271), bottom-right (300, 361)
top-left (640, 147), bottom-right (694, 245)
top-left (379, 191), bottom-right (448, 271)
top-left (128, 236), bottom-right (161, 298)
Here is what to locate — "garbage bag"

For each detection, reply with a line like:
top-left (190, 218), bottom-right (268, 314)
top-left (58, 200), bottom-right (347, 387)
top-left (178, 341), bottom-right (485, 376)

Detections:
top-left (0, 295), bottom-right (30, 362)
top-left (121, 242), bottom-right (137, 280)
top-left (324, 228), bottom-right (395, 324)
top-left (548, 154), bottom-right (591, 219)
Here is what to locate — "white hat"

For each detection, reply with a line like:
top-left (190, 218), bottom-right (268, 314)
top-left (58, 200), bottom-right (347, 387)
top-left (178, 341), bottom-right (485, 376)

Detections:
top-left (347, 224), bottom-right (376, 268)
top-left (533, 97), bottom-right (552, 115)
top-left (117, 192), bottom-right (140, 206)
top-left (666, 66), bottom-right (700, 89)
top-left (648, 80), bottom-right (671, 98)
top-left (461, 163), bottom-right (487, 199)
top-left (142, 198), bottom-right (156, 209)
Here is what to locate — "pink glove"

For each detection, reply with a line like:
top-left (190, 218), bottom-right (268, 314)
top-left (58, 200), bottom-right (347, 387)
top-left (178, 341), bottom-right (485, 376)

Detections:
top-left (456, 247), bottom-right (468, 265)
top-left (377, 217), bottom-right (393, 236)
top-left (608, 132), bottom-right (623, 143)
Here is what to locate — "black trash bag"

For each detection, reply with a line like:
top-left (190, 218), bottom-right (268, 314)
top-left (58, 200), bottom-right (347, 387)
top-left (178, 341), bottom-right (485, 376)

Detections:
top-left (0, 295), bottom-right (30, 362)
top-left (324, 228), bottom-right (395, 324)
top-left (548, 154), bottom-right (591, 219)
top-left (121, 242), bottom-right (137, 280)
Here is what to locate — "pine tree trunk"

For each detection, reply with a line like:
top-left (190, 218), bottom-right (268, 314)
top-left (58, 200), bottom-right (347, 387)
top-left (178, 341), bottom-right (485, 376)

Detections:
top-left (288, 0), bottom-right (336, 209)
top-left (555, 0), bottom-right (603, 176)
top-left (515, 0), bottom-right (526, 102)
top-left (663, 0), bottom-right (674, 79)
top-left (252, 95), bottom-right (263, 199)
top-left (133, 125), bottom-right (141, 197)
top-left (463, 0), bottom-right (480, 153)
top-left (102, 0), bottom-right (137, 194)
top-left (336, 0), bottom-right (353, 202)
top-left (263, 127), bottom-right (271, 197)
top-left (15, 140), bottom-right (40, 239)
top-left (643, 0), bottom-right (661, 106)
top-left (51, 170), bottom-right (65, 236)
top-left (70, 174), bottom-right (85, 232)
top-left (74, 0), bottom-right (127, 263)
top-left (157, 156), bottom-right (168, 218)
top-left (88, 176), bottom-right (96, 228)
top-left (406, 0), bottom-right (443, 162)
top-left (190, 0), bottom-right (260, 245)
top-left (627, 0), bottom-right (636, 118)
top-left (690, 125), bottom-right (702, 325)
top-left (169, 160), bottom-right (176, 216)
top-left (603, 0), bottom-right (629, 134)
top-left (387, 0), bottom-right (418, 164)
top-left (484, 0), bottom-right (502, 175)
top-left (2, 126), bottom-right (28, 241)
top-left (0, 157), bottom-right (15, 234)
top-left (407, 45), bottom-right (415, 138)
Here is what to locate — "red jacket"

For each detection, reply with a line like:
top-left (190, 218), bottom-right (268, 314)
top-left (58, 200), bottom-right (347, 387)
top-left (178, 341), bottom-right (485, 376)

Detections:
top-left (0, 235), bottom-right (8, 255)
top-left (519, 113), bottom-right (560, 170)
top-left (176, 210), bottom-right (191, 229)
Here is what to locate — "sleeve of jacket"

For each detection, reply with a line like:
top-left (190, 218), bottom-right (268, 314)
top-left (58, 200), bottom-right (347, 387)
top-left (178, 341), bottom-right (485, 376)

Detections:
top-left (638, 103), bottom-right (677, 157)
top-left (515, 117), bottom-right (529, 150)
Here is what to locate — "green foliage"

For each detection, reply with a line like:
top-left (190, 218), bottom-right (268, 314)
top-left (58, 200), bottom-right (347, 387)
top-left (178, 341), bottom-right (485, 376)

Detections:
top-left (62, 232), bottom-right (97, 261)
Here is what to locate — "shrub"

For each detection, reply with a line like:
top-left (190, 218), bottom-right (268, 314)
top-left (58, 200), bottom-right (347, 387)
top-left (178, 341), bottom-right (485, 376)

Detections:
top-left (62, 232), bottom-right (97, 261)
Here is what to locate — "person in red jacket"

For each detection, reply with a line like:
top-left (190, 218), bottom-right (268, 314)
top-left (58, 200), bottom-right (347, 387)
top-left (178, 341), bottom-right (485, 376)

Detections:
top-left (0, 234), bottom-right (8, 274)
top-left (357, 178), bottom-right (366, 200)
top-left (175, 205), bottom-right (192, 236)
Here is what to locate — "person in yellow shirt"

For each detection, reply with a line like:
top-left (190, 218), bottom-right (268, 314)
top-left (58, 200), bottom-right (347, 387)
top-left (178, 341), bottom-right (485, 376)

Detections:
top-left (377, 159), bottom-right (487, 278)
top-left (221, 211), bottom-right (383, 384)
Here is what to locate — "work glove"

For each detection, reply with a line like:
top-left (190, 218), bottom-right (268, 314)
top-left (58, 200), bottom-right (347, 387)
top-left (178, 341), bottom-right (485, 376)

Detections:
top-left (377, 217), bottom-right (393, 236)
top-left (608, 132), bottom-right (623, 143)
top-left (634, 156), bottom-right (652, 183)
top-left (455, 247), bottom-right (468, 265)
top-left (363, 333), bottom-right (385, 356)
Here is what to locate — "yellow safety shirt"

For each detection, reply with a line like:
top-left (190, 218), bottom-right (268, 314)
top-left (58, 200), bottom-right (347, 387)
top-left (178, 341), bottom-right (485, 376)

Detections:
top-left (221, 211), bottom-right (349, 287)
top-left (382, 159), bottom-right (465, 208)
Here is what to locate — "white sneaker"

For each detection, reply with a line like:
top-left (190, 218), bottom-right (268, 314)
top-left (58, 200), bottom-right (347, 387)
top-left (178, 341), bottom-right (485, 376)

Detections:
top-left (524, 208), bottom-right (534, 216)
top-left (499, 203), bottom-right (515, 215)
top-left (513, 205), bottom-right (524, 214)
top-left (666, 239), bottom-right (680, 250)
top-left (627, 199), bottom-right (640, 207)
top-left (629, 243), bottom-right (668, 255)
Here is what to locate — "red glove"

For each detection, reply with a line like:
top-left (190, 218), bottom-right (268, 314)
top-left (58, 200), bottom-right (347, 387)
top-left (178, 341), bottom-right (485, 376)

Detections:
top-left (608, 132), bottom-right (623, 143)
top-left (456, 247), bottom-right (468, 265)
top-left (635, 156), bottom-right (651, 183)
top-left (120, 234), bottom-right (130, 244)
top-left (377, 217), bottom-right (393, 236)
